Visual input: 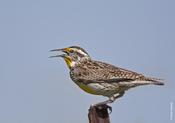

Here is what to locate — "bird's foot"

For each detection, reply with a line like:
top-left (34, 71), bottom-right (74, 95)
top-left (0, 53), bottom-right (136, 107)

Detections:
top-left (91, 99), bottom-right (113, 107)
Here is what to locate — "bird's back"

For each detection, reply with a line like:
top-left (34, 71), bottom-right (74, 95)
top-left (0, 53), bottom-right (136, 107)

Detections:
top-left (70, 59), bottom-right (164, 86)
top-left (69, 59), bottom-right (164, 97)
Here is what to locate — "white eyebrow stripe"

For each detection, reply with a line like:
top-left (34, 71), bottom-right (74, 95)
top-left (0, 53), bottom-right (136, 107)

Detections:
top-left (77, 49), bottom-right (88, 56)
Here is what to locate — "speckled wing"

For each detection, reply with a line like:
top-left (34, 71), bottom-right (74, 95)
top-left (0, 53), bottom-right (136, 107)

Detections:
top-left (71, 60), bottom-right (164, 85)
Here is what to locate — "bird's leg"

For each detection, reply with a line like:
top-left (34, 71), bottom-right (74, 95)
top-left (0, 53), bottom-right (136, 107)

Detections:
top-left (92, 91), bottom-right (125, 106)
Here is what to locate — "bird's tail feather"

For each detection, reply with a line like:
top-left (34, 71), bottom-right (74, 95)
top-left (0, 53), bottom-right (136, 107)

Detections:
top-left (146, 77), bottom-right (164, 85)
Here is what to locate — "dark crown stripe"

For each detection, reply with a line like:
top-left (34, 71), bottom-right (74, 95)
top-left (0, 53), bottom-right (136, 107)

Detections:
top-left (69, 46), bottom-right (89, 56)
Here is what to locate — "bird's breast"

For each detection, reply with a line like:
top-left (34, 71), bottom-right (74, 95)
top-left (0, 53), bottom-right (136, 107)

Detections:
top-left (76, 82), bottom-right (99, 95)
top-left (69, 70), bottom-right (121, 97)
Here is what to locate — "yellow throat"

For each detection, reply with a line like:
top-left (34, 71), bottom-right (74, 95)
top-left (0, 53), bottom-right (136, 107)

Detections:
top-left (63, 56), bottom-right (75, 69)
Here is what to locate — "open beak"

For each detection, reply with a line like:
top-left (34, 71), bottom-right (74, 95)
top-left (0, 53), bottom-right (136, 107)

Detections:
top-left (49, 48), bottom-right (67, 58)
top-left (49, 54), bottom-right (66, 58)
top-left (50, 48), bottom-right (63, 52)
top-left (50, 48), bottom-right (69, 53)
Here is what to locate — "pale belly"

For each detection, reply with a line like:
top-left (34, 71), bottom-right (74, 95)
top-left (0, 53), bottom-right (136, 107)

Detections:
top-left (75, 82), bottom-right (121, 97)
top-left (74, 80), bottom-right (151, 97)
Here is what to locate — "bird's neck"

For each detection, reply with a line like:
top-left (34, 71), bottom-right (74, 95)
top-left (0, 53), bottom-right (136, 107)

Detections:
top-left (67, 57), bottom-right (91, 69)
top-left (80, 56), bottom-right (91, 61)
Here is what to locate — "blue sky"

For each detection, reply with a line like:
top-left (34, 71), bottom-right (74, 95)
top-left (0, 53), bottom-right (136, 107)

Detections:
top-left (0, 0), bottom-right (175, 123)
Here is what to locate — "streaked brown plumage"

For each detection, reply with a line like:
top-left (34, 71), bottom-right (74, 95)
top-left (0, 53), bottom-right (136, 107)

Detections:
top-left (50, 46), bottom-right (164, 106)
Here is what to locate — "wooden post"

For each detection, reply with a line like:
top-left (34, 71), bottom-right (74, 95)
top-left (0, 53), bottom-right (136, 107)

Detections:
top-left (88, 104), bottom-right (112, 123)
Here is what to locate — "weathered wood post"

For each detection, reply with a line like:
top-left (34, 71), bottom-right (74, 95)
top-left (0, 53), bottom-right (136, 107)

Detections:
top-left (88, 104), bottom-right (112, 123)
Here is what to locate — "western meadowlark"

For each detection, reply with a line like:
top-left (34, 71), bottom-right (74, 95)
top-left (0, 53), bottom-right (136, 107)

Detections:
top-left (50, 46), bottom-right (164, 106)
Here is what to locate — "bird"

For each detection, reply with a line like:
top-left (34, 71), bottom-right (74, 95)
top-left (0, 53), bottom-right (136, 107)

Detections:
top-left (50, 46), bottom-right (164, 106)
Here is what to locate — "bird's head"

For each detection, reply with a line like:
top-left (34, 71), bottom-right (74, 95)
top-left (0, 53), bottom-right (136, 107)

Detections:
top-left (50, 46), bottom-right (90, 60)
top-left (50, 46), bottom-right (91, 69)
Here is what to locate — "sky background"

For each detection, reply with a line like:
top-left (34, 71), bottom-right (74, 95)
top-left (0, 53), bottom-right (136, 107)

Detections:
top-left (0, 0), bottom-right (175, 123)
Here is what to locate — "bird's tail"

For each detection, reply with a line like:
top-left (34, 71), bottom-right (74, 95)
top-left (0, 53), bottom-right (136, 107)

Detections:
top-left (146, 77), bottom-right (164, 85)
